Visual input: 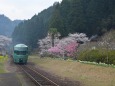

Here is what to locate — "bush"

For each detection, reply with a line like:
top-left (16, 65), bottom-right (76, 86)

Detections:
top-left (78, 49), bottom-right (115, 65)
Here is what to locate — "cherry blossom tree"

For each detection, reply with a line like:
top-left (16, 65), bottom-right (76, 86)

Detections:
top-left (65, 41), bottom-right (78, 57)
top-left (38, 34), bottom-right (60, 55)
top-left (38, 32), bottom-right (89, 58)
top-left (0, 35), bottom-right (12, 55)
top-left (68, 33), bottom-right (89, 43)
top-left (48, 41), bottom-right (78, 58)
top-left (48, 36), bottom-right (79, 58)
top-left (0, 35), bottom-right (12, 47)
top-left (48, 28), bottom-right (60, 47)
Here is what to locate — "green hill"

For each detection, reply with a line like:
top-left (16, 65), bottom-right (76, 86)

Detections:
top-left (12, 6), bottom-right (55, 48)
top-left (0, 14), bottom-right (22, 36)
top-left (12, 0), bottom-right (115, 49)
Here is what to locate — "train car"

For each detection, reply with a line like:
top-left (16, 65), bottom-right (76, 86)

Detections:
top-left (13, 44), bottom-right (28, 64)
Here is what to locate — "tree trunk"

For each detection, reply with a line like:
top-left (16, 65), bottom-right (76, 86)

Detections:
top-left (52, 34), bottom-right (54, 47)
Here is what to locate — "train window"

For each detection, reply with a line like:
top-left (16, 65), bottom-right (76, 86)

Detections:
top-left (14, 51), bottom-right (27, 55)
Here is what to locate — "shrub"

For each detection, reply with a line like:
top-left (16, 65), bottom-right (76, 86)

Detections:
top-left (78, 49), bottom-right (115, 65)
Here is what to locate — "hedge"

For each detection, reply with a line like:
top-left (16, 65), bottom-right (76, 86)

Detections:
top-left (78, 49), bottom-right (115, 65)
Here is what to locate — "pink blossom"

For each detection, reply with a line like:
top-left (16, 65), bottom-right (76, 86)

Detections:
top-left (48, 46), bottom-right (61, 53)
top-left (48, 41), bottom-right (79, 57)
top-left (38, 32), bottom-right (89, 57)
top-left (64, 42), bottom-right (78, 56)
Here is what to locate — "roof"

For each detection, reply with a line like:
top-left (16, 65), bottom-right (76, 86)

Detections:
top-left (14, 44), bottom-right (28, 48)
top-left (14, 44), bottom-right (28, 51)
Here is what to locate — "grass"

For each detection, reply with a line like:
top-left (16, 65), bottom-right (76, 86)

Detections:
top-left (29, 55), bottom-right (115, 86)
top-left (0, 55), bottom-right (8, 73)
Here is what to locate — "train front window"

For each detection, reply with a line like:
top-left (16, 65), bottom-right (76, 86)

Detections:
top-left (14, 51), bottom-right (27, 55)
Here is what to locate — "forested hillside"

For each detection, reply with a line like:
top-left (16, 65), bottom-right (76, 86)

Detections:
top-left (0, 14), bottom-right (22, 36)
top-left (12, 6), bottom-right (55, 48)
top-left (51, 0), bottom-right (115, 37)
top-left (12, 0), bottom-right (115, 49)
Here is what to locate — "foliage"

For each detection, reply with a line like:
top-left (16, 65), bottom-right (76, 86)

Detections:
top-left (38, 32), bottom-right (89, 58)
top-left (0, 55), bottom-right (8, 73)
top-left (99, 30), bottom-right (115, 50)
top-left (48, 28), bottom-right (59, 47)
top-left (50, 0), bottom-right (115, 37)
top-left (38, 33), bottom-right (60, 55)
top-left (12, 0), bottom-right (115, 50)
top-left (78, 49), bottom-right (115, 65)
top-left (48, 41), bottom-right (78, 58)
top-left (0, 35), bottom-right (12, 47)
top-left (12, 6), bottom-right (55, 49)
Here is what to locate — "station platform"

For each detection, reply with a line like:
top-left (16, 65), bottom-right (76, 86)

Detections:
top-left (0, 73), bottom-right (21, 86)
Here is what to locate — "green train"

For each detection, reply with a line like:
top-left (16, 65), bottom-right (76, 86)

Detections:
top-left (13, 44), bottom-right (28, 64)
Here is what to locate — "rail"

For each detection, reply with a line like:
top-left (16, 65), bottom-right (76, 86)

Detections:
top-left (19, 65), bottom-right (59, 86)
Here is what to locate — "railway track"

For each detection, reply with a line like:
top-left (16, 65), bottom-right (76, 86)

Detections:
top-left (19, 65), bottom-right (59, 86)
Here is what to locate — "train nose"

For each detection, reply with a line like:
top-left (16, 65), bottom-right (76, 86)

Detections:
top-left (19, 58), bottom-right (23, 63)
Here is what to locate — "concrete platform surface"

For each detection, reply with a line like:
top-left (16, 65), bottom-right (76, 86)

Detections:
top-left (0, 73), bottom-right (21, 86)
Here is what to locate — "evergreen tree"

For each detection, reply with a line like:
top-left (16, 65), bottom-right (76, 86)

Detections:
top-left (12, 0), bottom-right (115, 50)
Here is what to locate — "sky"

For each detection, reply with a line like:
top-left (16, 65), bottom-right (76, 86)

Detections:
top-left (0, 0), bottom-right (62, 20)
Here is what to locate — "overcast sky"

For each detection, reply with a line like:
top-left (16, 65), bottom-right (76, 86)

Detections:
top-left (0, 0), bottom-right (62, 20)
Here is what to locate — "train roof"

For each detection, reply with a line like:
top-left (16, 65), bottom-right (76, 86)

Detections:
top-left (14, 44), bottom-right (28, 48)
top-left (14, 44), bottom-right (28, 51)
